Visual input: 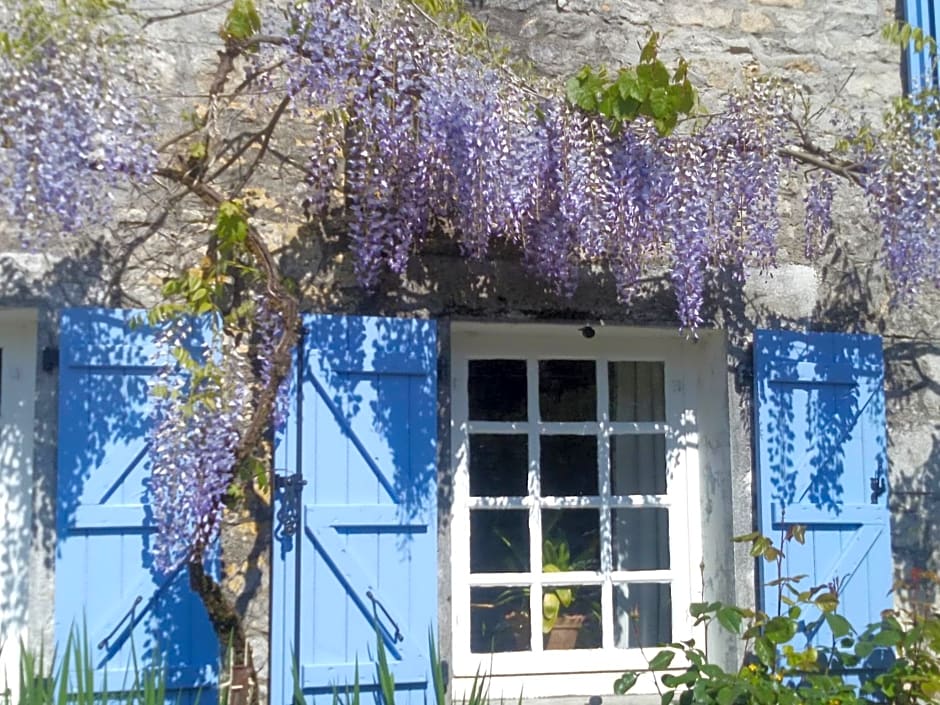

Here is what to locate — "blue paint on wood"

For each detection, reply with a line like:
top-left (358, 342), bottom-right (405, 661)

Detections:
top-left (904, 0), bottom-right (938, 92)
top-left (55, 308), bottom-right (217, 703)
top-left (754, 330), bottom-right (892, 672)
top-left (271, 315), bottom-right (438, 705)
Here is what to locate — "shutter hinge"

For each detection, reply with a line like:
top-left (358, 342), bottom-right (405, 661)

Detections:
top-left (274, 471), bottom-right (307, 537)
top-left (870, 475), bottom-right (886, 504)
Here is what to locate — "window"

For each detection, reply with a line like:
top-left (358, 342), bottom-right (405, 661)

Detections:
top-left (905, 0), bottom-right (939, 93)
top-left (450, 324), bottom-right (717, 698)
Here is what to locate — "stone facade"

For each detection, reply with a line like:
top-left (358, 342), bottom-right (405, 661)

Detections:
top-left (1, 0), bottom-right (939, 701)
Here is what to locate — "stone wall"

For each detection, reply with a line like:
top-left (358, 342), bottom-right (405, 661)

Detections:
top-left (1, 0), bottom-right (939, 698)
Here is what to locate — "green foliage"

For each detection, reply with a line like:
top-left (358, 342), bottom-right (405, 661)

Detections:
top-left (0, 0), bottom-right (125, 61)
top-left (151, 200), bottom-right (251, 320)
top-left (409, 0), bottom-right (487, 44)
top-left (565, 32), bottom-right (696, 135)
top-left (2, 627), bottom-right (170, 705)
top-left (541, 536), bottom-right (577, 633)
top-left (883, 20), bottom-right (938, 61)
top-left (323, 629), bottom-right (495, 705)
top-left (221, 0), bottom-right (261, 41)
top-left (615, 532), bottom-right (940, 705)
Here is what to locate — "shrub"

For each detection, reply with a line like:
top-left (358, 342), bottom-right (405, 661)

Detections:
top-left (615, 531), bottom-right (940, 705)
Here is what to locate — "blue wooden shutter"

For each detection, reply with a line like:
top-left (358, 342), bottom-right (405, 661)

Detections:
top-left (271, 314), bottom-right (438, 705)
top-left (904, 0), bottom-right (939, 92)
top-left (55, 308), bottom-right (217, 701)
top-left (754, 330), bottom-right (892, 646)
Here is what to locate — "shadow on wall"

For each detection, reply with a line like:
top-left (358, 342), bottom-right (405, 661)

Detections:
top-left (812, 241), bottom-right (940, 596)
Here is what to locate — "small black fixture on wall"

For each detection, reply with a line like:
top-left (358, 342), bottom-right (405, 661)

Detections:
top-left (579, 324), bottom-right (596, 339)
top-left (42, 346), bottom-right (59, 372)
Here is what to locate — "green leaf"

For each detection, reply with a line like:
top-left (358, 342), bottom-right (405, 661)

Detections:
top-left (616, 69), bottom-right (645, 101)
top-left (787, 524), bottom-right (806, 545)
top-left (649, 61), bottom-right (670, 87)
top-left (614, 672), bottom-right (638, 695)
top-left (598, 90), bottom-right (622, 119)
top-left (814, 591), bottom-right (839, 613)
top-left (765, 616), bottom-right (797, 645)
top-left (700, 664), bottom-right (725, 679)
top-left (543, 592), bottom-right (560, 633)
top-left (824, 613), bottom-right (852, 638)
top-left (660, 691), bottom-right (675, 705)
top-left (717, 606), bottom-right (743, 634)
top-left (648, 87), bottom-right (670, 118)
top-left (763, 546), bottom-right (781, 562)
top-left (755, 636), bottom-right (776, 667)
top-left (222, 0), bottom-right (261, 40)
top-left (716, 686), bottom-right (737, 705)
top-left (639, 32), bottom-right (659, 63)
top-left (649, 651), bottom-right (676, 671)
top-left (672, 80), bottom-right (695, 114)
top-left (216, 200), bottom-right (249, 247)
top-left (555, 587), bottom-right (574, 608)
top-left (662, 670), bottom-right (698, 688)
top-left (872, 627), bottom-right (903, 647)
top-left (565, 76), bottom-right (585, 106)
top-left (654, 113), bottom-right (678, 136)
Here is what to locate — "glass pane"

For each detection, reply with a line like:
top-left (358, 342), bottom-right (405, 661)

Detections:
top-left (470, 434), bottom-right (528, 496)
top-left (612, 508), bottom-right (670, 570)
top-left (471, 510), bottom-right (529, 573)
top-left (541, 509), bottom-right (599, 572)
top-left (609, 361), bottom-right (665, 422)
top-left (614, 583), bottom-right (672, 648)
top-left (543, 585), bottom-right (601, 650)
top-left (611, 435), bottom-right (666, 495)
top-left (469, 359), bottom-right (527, 421)
top-left (539, 360), bottom-right (596, 421)
top-left (471, 586), bottom-right (530, 653)
top-left (541, 435), bottom-right (597, 496)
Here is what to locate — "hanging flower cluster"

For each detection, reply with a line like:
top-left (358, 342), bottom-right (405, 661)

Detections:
top-left (0, 1), bottom-right (154, 242)
top-left (851, 100), bottom-right (940, 301)
top-left (281, 0), bottom-right (940, 327)
top-left (284, 0), bottom-right (797, 328)
top-left (148, 327), bottom-right (251, 571)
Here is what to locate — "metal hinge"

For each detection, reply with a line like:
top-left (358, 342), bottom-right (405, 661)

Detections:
top-left (274, 471), bottom-right (307, 537)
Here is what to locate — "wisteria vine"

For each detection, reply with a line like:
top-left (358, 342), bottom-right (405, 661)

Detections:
top-left (0, 1), bottom-right (155, 242)
top-left (283, 0), bottom-right (930, 330)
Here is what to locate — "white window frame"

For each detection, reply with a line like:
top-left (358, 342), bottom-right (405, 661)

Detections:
top-left (0, 309), bottom-right (38, 705)
top-left (449, 322), bottom-right (708, 699)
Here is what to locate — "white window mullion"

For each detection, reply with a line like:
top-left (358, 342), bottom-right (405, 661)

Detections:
top-left (451, 352), bottom-right (473, 664)
top-left (597, 356), bottom-right (614, 649)
top-left (527, 357), bottom-right (543, 652)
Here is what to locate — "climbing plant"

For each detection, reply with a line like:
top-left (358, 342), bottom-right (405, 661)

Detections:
top-left (2, 0), bottom-right (939, 696)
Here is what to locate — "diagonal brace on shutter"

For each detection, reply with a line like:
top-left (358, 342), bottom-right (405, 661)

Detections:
top-left (304, 505), bottom-right (428, 661)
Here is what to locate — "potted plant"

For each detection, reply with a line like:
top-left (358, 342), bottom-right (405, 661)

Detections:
top-left (541, 536), bottom-right (590, 649)
top-left (494, 535), bottom-right (598, 650)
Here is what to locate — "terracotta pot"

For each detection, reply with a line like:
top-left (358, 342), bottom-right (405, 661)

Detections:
top-left (545, 613), bottom-right (586, 650)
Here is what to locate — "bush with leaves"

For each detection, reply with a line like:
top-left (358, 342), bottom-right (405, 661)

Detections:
top-left (615, 531), bottom-right (940, 705)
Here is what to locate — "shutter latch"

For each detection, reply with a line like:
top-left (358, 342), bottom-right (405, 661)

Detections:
top-left (274, 471), bottom-right (307, 537)
top-left (870, 476), bottom-right (886, 504)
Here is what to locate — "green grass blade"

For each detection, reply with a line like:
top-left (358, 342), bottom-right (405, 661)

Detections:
top-left (427, 630), bottom-right (445, 705)
top-left (374, 630), bottom-right (395, 705)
